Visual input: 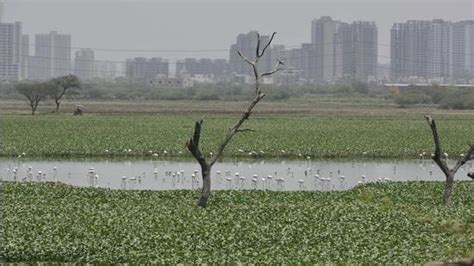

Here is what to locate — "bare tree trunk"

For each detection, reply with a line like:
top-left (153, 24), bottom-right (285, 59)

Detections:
top-left (186, 32), bottom-right (283, 208)
top-left (55, 100), bottom-right (60, 113)
top-left (197, 164), bottom-right (211, 207)
top-left (31, 102), bottom-right (36, 115)
top-left (425, 115), bottom-right (473, 207)
top-left (443, 172), bottom-right (454, 206)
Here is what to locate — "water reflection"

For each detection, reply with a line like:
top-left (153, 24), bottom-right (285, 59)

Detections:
top-left (1, 158), bottom-right (472, 191)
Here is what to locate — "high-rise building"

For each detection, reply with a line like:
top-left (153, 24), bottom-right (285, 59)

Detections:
top-left (428, 20), bottom-right (452, 80)
top-left (74, 48), bottom-right (94, 80)
top-left (21, 34), bottom-right (29, 80)
top-left (350, 21), bottom-right (378, 80)
top-left (34, 31), bottom-right (72, 79)
top-left (0, 22), bottom-right (22, 81)
top-left (125, 57), bottom-right (169, 81)
top-left (391, 20), bottom-right (452, 82)
top-left (311, 17), bottom-right (378, 82)
top-left (311, 16), bottom-right (344, 82)
top-left (229, 31), bottom-right (272, 76)
top-left (452, 21), bottom-right (474, 81)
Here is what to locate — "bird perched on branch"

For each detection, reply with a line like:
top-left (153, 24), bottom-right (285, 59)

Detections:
top-left (468, 172), bottom-right (474, 179)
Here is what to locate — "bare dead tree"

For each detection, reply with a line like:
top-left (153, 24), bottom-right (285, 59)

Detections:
top-left (424, 115), bottom-right (474, 207)
top-left (186, 32), bottom-right (283, 208)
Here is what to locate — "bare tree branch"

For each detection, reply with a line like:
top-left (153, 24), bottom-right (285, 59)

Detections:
top-left (262, 60), bottom-right (285, 77)
top-left (256, 32), bottom-right (261, 59)
top-left (237, 50), bottom-right (254, 66)
top-left (186, 120), bottom-right (207, 167)
top-left (259, 32), bottom-right (277, 58)
top-left (452, 144), bottom-right (474, 173)
top-left (210, 93), bottom-right (265, 166)
top-left (424, 115), bottom-right (450, 176)
top-left (187, 31), bottom-right (280, 208)
top-left (262, 67), bottom-right (284, 77)
top-left (424, 115), bottom-right (474, 207)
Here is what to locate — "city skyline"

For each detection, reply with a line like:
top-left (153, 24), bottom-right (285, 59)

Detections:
top-left (4, 0), bottom-right (473, 63)
top-left (1, 0), bottom-right (473, 83)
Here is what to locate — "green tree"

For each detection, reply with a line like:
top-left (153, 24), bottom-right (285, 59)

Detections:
top-left (15, 82), bottom-right (50, 115)
top-left (50, 75), bottom-right (81, 113)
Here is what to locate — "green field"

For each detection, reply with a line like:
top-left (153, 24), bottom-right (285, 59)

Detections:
top-left (1, 181), bottom-right (472, 263)
top-left (1, 113), bottom-right (473, 159)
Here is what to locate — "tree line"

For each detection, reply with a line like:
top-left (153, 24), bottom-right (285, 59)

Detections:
top-left (15, 75), bottom-right (81, 115)
top-left (391, 85), bottom-right (474, 109)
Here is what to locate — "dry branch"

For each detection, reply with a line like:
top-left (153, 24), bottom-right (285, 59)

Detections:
top-left (424, 115), bottom-right (474, 206)
top-left (186, 32), bottom-right (283, 208)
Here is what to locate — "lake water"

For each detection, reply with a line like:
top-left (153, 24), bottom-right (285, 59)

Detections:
top-left (1, 158), bottom-right (472, 191)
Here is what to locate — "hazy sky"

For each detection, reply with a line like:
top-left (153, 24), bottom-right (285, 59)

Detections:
top-left (4, 0), bottom-right (474, 64)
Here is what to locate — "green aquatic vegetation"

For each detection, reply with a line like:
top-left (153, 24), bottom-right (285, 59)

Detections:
top-left (1, 181), bottom-right (473, 263)
top-left (0, 115), bottom-right (473, 159)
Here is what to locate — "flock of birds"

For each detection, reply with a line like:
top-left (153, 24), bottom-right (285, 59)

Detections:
top-left (3, 158), bottom-right (473, 191)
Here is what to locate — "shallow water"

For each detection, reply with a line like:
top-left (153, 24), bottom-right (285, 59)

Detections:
top-left (1, 158), bottom-right (472, 191)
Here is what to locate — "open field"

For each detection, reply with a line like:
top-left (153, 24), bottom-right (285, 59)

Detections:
top-left (1, 112), bottom-right (473, 159)
top-left (1, 181), bottom-right (472, 263)
top-left (2, 97), bottom-right (474, 117)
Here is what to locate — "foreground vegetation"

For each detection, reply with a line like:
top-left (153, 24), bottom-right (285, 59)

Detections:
top-left (1, 114), bottom-right (473, 159)
top-left (1, 181), bottom-right (472, 263)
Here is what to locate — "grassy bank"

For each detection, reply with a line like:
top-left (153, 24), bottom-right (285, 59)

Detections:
top-left (1, 181), bottom-right (473, 263)
top-left (1, 114), bottom-right (473, 159)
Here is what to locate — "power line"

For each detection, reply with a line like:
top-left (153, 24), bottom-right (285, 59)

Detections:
top-left (8, 40), bottom-right (473, 57)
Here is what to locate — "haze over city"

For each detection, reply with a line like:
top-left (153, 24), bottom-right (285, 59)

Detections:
top-left (1, 1), bottom-right (474, 264)
top-left (5, 0), bottom-right (473, 63)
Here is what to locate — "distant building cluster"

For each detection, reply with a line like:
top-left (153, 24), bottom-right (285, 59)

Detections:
top-left (125, 57), bottom-right (169, 81)
top-left (391, 19), bottom-right (474, 83)
top-left (273, 17), bottom-right (378, 84)
top-left (0, 1), bottom-right (473, 85)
